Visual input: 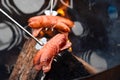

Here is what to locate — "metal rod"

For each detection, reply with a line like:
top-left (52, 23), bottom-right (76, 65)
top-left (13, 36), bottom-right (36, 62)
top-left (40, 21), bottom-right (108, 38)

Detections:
top-left (0, 8), bottom-right (44, 46)
top-left (50, 0), bottom-right (53, 14)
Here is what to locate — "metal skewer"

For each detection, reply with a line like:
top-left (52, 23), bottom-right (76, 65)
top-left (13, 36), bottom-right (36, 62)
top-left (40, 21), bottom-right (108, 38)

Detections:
top-left (50, 0), bottom-right (53, 15)
top-left (0, 8), bottom-right (44, 46)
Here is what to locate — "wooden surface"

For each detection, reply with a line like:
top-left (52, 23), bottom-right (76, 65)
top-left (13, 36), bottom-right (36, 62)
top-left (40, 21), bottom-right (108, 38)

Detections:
top-left (9, 39), bottom-right (39, 80)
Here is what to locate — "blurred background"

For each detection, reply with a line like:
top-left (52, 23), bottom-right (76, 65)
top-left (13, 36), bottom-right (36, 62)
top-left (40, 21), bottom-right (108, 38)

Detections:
top-left (0, 0), bottom-right (120, 80)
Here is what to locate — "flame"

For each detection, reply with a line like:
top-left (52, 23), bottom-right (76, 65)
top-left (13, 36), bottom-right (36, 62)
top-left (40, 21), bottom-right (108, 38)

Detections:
top-left (57, 8), bottom-right (65, 16)
top-left (57, 0), bottom-right (70, 17)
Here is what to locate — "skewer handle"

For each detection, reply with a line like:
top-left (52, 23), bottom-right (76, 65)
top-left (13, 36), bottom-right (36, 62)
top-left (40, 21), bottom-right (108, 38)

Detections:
top-left (73, 54), bottom-right (98, 74)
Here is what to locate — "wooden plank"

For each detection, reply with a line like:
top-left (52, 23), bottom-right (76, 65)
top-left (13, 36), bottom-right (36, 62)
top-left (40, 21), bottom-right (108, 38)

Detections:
top-left (9, 39), bottom-right (39, 80)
